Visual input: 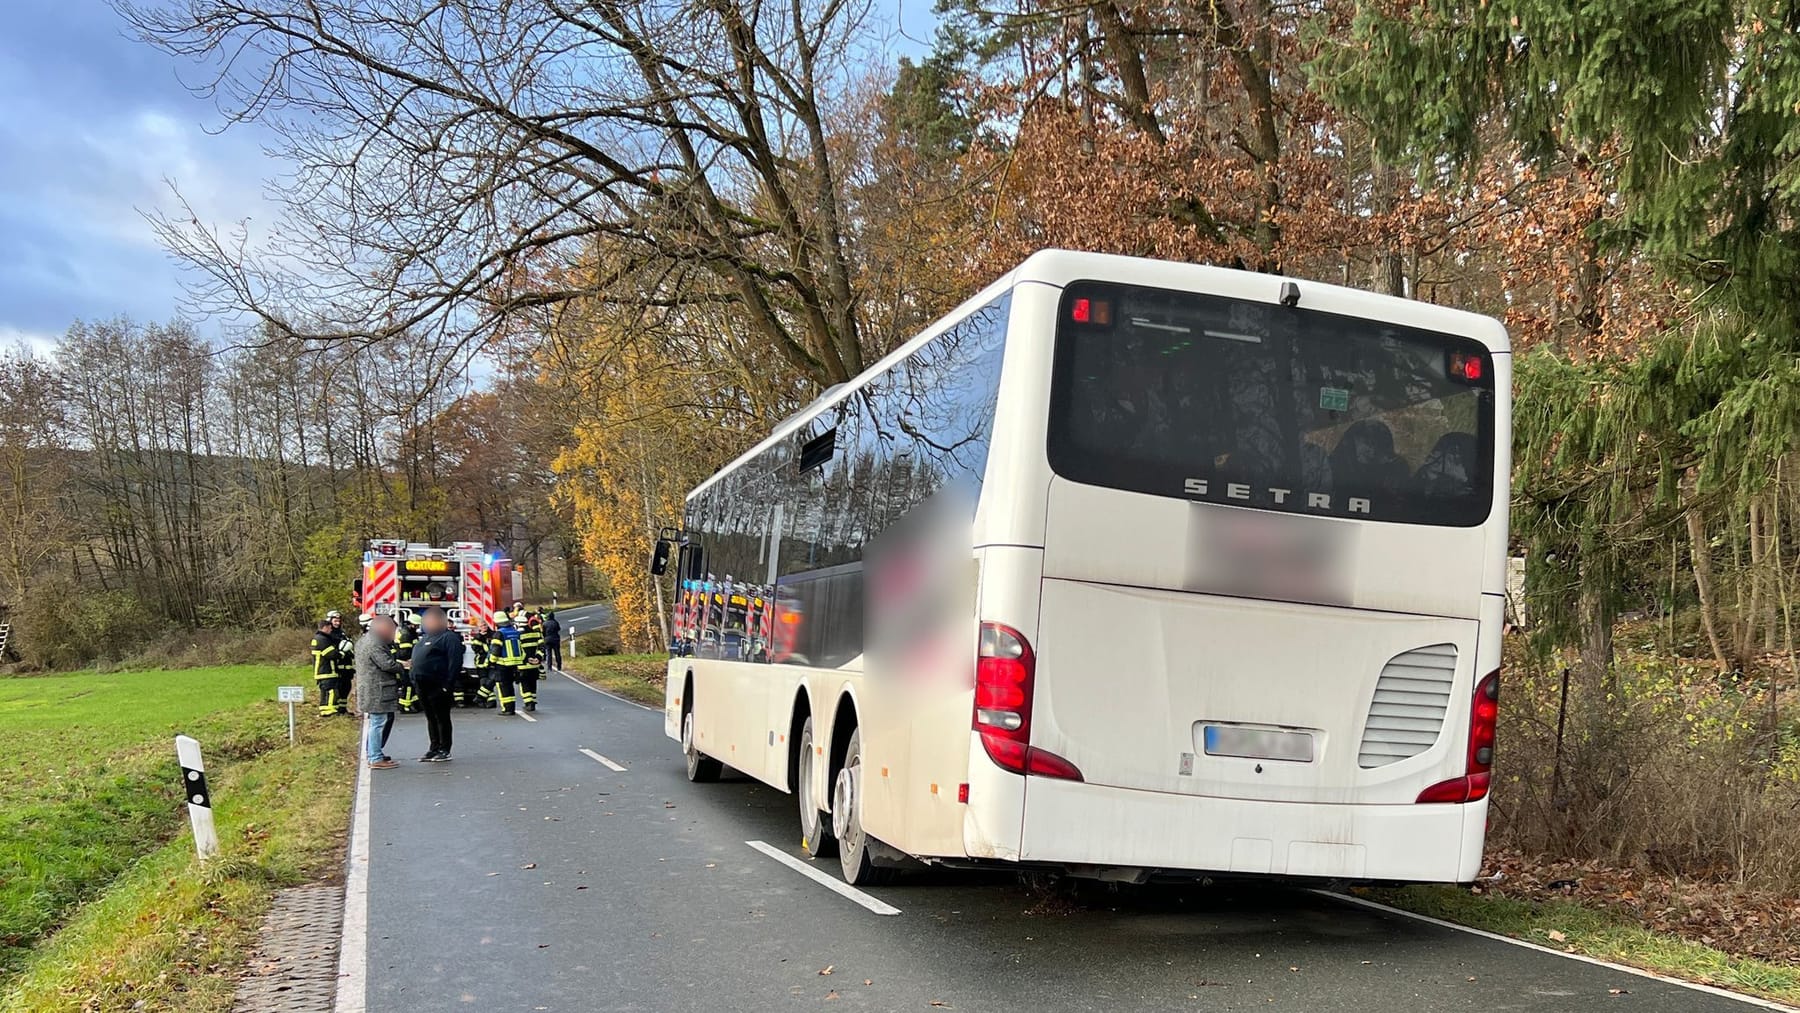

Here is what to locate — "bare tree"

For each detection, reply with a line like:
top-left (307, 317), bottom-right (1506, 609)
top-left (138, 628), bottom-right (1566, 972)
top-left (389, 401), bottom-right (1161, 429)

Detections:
top-left (118, 0), bottom-right (879, 386)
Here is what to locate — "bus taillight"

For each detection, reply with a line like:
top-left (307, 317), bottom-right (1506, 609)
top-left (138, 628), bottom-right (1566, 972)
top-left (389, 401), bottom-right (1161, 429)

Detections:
top-left (1417, 668), bottom-right (1500, 803)
top-left (974, 622), bottom-right (1083, 781)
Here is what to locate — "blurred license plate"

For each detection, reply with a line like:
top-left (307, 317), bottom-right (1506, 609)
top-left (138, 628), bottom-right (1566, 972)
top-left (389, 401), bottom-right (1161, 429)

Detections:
top-left (1202, 724), bottom-right (1314, 762)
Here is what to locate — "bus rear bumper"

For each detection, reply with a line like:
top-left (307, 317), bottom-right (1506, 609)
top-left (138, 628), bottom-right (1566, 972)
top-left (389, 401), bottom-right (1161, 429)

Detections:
top-left (1015, 777), bottom-right (1488, 884)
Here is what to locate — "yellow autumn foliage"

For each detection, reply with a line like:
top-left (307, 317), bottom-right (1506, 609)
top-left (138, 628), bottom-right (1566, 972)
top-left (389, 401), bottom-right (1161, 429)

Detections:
top-left (544, 303), bottom-right (776, 651)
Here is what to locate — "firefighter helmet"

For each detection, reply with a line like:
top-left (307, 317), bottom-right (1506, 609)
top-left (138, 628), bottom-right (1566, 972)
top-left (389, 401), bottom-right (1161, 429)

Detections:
top-left (327, 610), bottom-right (342, 620)
top-left (494, 610), bottom-right (511, 624)
top-left (358, 612), bottom-right (373, 628)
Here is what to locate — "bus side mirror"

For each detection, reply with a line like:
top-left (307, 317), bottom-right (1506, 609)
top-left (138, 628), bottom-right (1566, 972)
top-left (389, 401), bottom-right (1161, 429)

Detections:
top-left (683, 545), bottom-right (705, 582)
top-left (649, 539), bottom-right (672, 576)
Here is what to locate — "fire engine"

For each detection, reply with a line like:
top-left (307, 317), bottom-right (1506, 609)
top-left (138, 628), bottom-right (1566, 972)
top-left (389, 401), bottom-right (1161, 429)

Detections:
top-left (351, 539), bottom-right (521, 663)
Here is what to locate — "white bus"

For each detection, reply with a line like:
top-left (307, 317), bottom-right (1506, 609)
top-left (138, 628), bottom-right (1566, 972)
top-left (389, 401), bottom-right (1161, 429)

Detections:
top-left (656, 250), bottom-right (1510, 886)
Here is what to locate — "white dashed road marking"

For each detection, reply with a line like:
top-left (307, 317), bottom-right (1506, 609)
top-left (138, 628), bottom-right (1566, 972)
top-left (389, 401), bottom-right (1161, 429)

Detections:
top-left (580, 747), bottom-right (627, 772)
top-left (746, 840), bottom-right (901, 917)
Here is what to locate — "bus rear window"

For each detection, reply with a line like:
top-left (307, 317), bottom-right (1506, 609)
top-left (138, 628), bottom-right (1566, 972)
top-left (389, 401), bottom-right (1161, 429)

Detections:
top-left (1047, 283), bottom-right (1496, 527)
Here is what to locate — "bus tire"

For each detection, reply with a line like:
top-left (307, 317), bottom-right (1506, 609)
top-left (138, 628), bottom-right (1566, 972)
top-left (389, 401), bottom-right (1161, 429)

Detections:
top-left (682, 706), bottom-right (722, 783)
top-left (832, 728), bottom-right (890, 886)
top-left (798, 716), bottom-right (836, 858)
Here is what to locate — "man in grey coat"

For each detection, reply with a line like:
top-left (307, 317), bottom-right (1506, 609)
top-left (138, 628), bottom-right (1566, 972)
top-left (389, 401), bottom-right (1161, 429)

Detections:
top-left (355, 615), bottom-right (405, 769)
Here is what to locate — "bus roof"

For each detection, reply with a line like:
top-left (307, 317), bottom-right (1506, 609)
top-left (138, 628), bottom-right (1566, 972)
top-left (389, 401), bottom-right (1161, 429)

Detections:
top-left (685, 249), bottom-right (1510, 503)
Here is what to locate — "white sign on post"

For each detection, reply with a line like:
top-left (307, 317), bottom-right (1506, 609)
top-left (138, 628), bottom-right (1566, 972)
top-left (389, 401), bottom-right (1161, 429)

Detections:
top-left (277, 686), bottom-right (304, 744)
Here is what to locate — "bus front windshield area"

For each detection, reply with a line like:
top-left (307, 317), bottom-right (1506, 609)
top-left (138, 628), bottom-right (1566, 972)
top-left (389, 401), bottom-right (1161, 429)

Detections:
top-left (1048, 282), bottom-right (1497, 527)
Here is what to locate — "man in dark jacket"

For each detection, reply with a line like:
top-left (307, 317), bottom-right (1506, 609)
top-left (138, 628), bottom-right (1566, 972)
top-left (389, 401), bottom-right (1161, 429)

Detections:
top-left (410, 607), bottom-right (464, 761)
top-left (542, 611), bottom-right (563, 671)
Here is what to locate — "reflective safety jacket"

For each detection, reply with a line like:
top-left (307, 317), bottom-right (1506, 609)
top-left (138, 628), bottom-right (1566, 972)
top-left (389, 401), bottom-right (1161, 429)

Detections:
top-left (488, 626), bottom-right (525, 667)
top-left (394, 625), bottom-right (416, 664)
top-left (332, 629), bottom-right (356, 675)
top-left (470, 636), bottom-right (490, 670)
top-left (519, 627), bottom-right (545, 667)
top-left (311, 632), bottom-right (339, 679)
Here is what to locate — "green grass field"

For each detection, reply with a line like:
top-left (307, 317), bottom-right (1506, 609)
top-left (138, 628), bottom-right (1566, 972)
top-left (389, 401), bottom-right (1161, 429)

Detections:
top-left (0, 666), bottom-right (356, 1011)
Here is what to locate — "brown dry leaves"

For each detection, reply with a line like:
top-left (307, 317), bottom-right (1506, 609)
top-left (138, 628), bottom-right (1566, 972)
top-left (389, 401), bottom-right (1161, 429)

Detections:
top-left (1480, 846), bottom-right (1800, 963)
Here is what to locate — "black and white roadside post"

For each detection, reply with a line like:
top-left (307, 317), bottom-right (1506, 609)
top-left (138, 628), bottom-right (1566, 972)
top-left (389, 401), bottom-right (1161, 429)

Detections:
top-left (175, 734), bottom-right (219, 861)
top-left (567, 624), bottom-right (577, 659)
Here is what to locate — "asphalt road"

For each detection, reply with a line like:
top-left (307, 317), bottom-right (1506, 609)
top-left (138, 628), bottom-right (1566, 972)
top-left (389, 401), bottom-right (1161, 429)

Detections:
top-left (358, 673), bottom-right (1776, 1013)
top-left (549, 602), bottom-right (614, 637)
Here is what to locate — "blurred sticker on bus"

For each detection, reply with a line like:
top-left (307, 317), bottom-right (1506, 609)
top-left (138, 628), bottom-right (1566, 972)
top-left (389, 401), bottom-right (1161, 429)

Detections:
top-left (1185, 504), bottom-right (1355, 607)
top-left (866, 483), bottom-right (975, 686)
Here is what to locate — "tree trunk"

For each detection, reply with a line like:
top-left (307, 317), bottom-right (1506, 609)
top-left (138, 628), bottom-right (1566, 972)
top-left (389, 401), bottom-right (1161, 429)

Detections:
top-left (1686, 481), bottom-right (1732, 674)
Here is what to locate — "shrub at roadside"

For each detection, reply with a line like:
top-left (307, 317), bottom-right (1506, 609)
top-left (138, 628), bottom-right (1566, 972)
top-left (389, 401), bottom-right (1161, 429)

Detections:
top-left (1491, 649), bottom-right (1800, 892)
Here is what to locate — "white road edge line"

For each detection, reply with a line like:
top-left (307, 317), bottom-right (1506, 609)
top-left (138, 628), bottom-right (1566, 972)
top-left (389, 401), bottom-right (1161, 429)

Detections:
top-left (556, 667), bottom-right (660, 712)
top-left (745, 840), bottom-right (901, 916)
top-left (579, 747), bottom-right (627, 772)
top-left (1315, 890), bottom-right (1800, 1012)
top-left (518, 711), bottom-right (538, 723)
top-left (333, 744), bottom-right (372, 1013)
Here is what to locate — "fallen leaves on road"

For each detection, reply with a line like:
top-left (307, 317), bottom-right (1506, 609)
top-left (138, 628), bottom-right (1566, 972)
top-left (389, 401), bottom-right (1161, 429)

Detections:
top-left (824, 990), bottom-right (839, 1000)
top-left (818, 965), bottom-right (834, 976)
top-left (1547, 930), bottom-right (1568, 943)
top-left (521, 863), bottom-right (537, 870)
top-left (863, 979), bottom-right (873, 986)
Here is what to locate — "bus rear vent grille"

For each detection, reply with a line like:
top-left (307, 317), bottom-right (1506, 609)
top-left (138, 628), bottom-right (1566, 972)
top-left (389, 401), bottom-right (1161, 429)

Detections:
top-left (1357, 643), bottom-right (1457, 769)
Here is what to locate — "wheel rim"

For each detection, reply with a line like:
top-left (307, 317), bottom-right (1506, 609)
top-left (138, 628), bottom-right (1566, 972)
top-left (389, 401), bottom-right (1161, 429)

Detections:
top-left (682, 713), bottom-right (696, 763)
top-left (798, 728), bottom-right (818, 836)
top-left (833, 762), bottom-right (861, 855)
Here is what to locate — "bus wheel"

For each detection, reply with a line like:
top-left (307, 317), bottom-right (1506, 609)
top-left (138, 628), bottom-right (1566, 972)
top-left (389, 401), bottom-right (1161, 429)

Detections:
top-left (798, 716), bottom-right (836, 858)
top-left (682, 708), bottom-right (721, 783)
top-left (832, 729), bottom-right (890, 886)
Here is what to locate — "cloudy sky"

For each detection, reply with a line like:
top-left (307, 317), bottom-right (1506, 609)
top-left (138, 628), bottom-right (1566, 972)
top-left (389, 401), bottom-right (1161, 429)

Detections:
top-left (0, 3), bottom-right (934, 356)
top-left (0, 4), bottom-right (279, 353)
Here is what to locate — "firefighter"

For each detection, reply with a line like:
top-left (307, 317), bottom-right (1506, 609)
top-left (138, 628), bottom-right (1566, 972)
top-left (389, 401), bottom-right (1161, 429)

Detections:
top-left (470, 621), bottom-right (495, 707)
top-left (450, 619), bottom-right (478, 706)
top-left (328, 613), bottom-right (357, 714)
top-left (394, 613), bottom-right (420, 713)
top-left (312, 617), bottom-right (344, 716)
top-left (488, 610), bottom-right (526, 716)
top-left (518, 613), bottom-right (546, 712)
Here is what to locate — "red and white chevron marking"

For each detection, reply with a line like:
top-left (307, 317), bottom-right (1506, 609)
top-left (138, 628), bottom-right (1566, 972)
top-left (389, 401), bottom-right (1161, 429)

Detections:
top-left (464, 562), bottom-right (493, 628)
top-left (362, 560), bottom-right (398, 612)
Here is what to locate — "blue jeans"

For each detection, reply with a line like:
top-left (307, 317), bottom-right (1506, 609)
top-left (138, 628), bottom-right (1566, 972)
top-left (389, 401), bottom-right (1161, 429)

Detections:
top-left (365, 712), bottom-right (394, 762)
